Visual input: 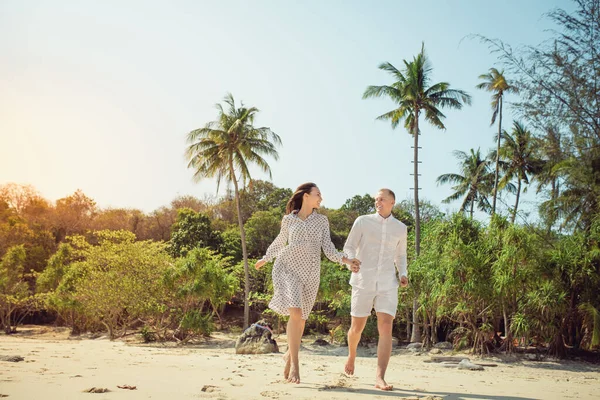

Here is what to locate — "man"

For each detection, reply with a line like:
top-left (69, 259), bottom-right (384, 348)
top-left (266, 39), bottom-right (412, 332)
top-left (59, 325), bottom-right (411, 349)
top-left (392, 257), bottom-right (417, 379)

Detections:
top-left (343, 188), bottom-right (408, 391)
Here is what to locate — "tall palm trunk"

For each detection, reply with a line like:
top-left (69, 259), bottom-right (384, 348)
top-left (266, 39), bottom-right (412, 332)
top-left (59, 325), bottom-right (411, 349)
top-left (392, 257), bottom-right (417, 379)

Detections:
top-left (547, 179), bottom-right (559, 233)
top-left (406, 309), bottom-right (411, 341)
top-left (410, 111), bottom-right (422, 343)
top-left (230, 162), bottom-right (251, 329)
top-left (502, 301), bottom-right (513, 352)
top-left (414, 113), bottom-right (421, 257)
top-left (512, 178), bottom-right (522, 224)
top-left (492, 96), bottom-right (503, 215)
top-left (411, 300), bottom-right (420, 343)
top-left (469, 193), bottom-right (475, 219)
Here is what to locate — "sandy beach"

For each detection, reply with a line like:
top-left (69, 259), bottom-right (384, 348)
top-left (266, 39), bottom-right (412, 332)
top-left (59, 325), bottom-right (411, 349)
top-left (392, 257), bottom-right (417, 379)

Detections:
top-left (1, 326), bottom-right (598, 400)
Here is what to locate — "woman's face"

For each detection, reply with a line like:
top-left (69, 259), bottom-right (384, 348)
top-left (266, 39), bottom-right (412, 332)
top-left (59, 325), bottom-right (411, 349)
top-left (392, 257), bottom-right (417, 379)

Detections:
top-left (304, 186), bottom-right (322, 209)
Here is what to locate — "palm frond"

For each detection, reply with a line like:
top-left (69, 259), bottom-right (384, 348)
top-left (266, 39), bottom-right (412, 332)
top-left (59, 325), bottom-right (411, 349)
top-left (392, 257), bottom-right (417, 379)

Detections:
top-left (378, 61), bottom-right (406, 82)
top-left (437, 173), bottom-right (465, 185)
top-left (363, 85), bottom-right (402, 100)
top-left (185, 94), bottom-right (281, 192)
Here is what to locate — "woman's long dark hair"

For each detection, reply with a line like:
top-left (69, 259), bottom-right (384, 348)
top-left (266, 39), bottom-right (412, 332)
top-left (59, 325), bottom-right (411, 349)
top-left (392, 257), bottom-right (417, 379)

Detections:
top-left (285, 182), bottom-right (317, 215)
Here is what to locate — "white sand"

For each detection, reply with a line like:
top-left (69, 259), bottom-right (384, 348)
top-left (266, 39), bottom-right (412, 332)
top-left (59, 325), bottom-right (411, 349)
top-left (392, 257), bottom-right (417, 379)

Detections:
top-left (1, 326), bottom-right (599, 400)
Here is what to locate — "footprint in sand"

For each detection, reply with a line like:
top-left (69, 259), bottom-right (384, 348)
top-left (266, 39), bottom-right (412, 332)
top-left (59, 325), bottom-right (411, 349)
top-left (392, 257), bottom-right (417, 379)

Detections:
top-left (201, 385), bottom-right (219, 393)
top-left (319, 375), bottom-right (358, 392)
top-left (83, 387), bottom-right (109, 393)
top-left (260, 390), bottom-right (289, 399)
top-left (199, 385), bottom-right (227, 399)
top-left (117, 384), bottom-right (137, 390)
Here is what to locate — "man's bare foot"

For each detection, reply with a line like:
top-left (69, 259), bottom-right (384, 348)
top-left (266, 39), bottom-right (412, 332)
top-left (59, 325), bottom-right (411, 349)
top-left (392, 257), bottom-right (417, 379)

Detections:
top-left (344, 355), bottom-right (355, 375)
top-left (286, 365), bottom-right (300, 384)
top-left (283, 351), bottom-right (290, 380)
top-left (375, 377), bottom-right (393, 391)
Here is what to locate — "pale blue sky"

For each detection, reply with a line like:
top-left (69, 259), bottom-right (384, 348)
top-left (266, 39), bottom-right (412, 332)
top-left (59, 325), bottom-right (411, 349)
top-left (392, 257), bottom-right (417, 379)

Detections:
top-left (0, 0), bottom-right (573, 219)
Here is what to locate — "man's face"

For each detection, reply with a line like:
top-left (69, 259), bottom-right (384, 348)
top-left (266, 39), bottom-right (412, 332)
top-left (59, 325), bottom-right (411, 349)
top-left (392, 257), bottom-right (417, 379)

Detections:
top-left (374, 191), bottom-right (395, 216)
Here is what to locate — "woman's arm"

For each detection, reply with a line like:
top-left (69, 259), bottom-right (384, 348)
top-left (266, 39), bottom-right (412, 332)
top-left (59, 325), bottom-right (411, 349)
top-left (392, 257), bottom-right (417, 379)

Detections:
top-left (255, 215), bottom-right (289, 269)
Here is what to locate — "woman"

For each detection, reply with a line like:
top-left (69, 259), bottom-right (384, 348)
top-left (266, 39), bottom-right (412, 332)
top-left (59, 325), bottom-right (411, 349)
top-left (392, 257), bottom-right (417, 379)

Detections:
top-left (255, 182), bottom-right (359, 384)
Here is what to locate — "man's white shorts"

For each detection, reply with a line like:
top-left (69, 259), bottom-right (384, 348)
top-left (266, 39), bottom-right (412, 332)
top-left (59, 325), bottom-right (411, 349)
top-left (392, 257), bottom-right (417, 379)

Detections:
top-left (350, 286), bottom-right (398, 318)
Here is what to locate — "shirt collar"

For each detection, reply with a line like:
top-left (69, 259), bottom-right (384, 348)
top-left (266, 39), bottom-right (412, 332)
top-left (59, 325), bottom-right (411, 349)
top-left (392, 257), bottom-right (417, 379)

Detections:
top-left (292, 209), bottom-right (316, 220)
top-left (375, 212), bottom-right (394, 222)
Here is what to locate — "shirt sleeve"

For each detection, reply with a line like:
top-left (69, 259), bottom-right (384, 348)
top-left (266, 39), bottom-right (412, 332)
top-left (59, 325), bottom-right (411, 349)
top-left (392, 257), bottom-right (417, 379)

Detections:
top-left (264, 215), bottom-right (290, 262)
top-left (343, 217), bottom-right (363, 268)
top-left (320, 216), bottom-right (345, 264)
top-left (394, 224), bottom-right (408, 277)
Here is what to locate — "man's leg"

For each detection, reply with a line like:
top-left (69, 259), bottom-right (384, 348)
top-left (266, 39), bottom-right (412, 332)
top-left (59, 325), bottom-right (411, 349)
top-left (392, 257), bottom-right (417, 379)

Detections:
top-left (345, 287), bottom-right (374, 375)
top-left (375, 312), bottom-right (395, 390)
top-left (345, 316), bottom-right (368, 375)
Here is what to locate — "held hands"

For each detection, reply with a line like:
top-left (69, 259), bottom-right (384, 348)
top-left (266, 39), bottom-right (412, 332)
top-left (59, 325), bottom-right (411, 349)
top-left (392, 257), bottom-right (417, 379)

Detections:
top-left (400, 275), bottom-right (409, 287)
top-left (343, 257), bottom-right (361, 273)
top-left (255, 259), bottom-right (267, 270)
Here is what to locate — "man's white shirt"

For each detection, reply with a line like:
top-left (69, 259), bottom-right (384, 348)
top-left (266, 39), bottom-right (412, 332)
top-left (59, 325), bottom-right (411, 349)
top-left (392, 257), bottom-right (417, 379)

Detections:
top-left (343, 213), bottom-right (407, 291)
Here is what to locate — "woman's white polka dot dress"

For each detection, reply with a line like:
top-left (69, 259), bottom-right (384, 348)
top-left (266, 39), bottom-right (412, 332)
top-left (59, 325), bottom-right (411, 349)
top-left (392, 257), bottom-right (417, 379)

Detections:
top-left (263, 210), bottom-right (346, 320)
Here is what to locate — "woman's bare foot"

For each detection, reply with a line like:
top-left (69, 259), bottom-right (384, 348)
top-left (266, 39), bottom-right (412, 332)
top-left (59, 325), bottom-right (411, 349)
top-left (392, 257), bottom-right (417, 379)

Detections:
top-left (344, 355), bottom-right (355, 375)
top-left (283, 351), bottom-right (291, 380)
top-left (375, 376), bottom-right (393, 391)
top-left (287, 364), bottom-right (300, 384)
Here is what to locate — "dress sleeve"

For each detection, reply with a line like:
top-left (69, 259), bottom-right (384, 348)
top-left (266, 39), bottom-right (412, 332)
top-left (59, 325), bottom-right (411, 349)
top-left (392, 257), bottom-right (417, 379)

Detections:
top-left (320, 216), bottom-right (345, 263)
top-left (264, 215), bottom-right (290, 262)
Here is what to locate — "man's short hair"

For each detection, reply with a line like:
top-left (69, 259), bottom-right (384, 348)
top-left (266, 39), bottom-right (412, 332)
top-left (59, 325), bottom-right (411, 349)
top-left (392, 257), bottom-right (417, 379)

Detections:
top-left (378, 188), bottom-right (396, 201)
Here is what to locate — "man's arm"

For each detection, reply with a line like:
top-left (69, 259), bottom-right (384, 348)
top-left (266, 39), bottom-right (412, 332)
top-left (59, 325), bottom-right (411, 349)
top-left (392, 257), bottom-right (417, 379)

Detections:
top-left (343, 217), bottom-right (363, 270)
top-left (394, 224), bottom-right (408, 285)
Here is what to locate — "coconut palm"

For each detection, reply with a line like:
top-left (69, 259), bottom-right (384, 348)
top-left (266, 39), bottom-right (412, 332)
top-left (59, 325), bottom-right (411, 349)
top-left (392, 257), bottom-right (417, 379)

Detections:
top-left (476, 68), bottom-right (519, 215)
top-left (437, 148), bottom-right (494, 219)
top-left (498, 121), bottom-right (544, 223)
top-left (363, 43), bottom-right (472, 256)
top-left (535, 126), bottom-right (565, 230)
top-left (186, 93), bottom-right (281, 328)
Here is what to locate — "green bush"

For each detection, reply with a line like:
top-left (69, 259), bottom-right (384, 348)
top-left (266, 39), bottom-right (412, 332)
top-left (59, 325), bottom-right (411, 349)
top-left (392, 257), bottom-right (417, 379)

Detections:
top-left (140, 325), bottom-right (156, 343)
top-left (180, 310), bottom-right (214, 336)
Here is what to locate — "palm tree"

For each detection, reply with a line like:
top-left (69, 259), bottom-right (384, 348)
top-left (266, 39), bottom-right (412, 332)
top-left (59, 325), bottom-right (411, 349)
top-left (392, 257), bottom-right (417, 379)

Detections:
top-left (535, 126), bottom-right (564, 231)
top-left (186, 93), bottom-right (282, 328)
top-left (436, 148), bottom-right (493, 219)
top-left (540, 147), bottom-right (599, 232)
top-left (497, 121), bottom-right (543, 223)
top-left (476, 68), bottom-right (518, 216)
top-left (363, 43), bottom-right (471, 342)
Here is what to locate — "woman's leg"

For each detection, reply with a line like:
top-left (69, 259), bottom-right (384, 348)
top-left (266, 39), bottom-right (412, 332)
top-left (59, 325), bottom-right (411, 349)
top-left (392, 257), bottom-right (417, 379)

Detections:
top-left (283, 317), bottom-right (306, 379)
top-left (286, 308), bottom-right (304, 383)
